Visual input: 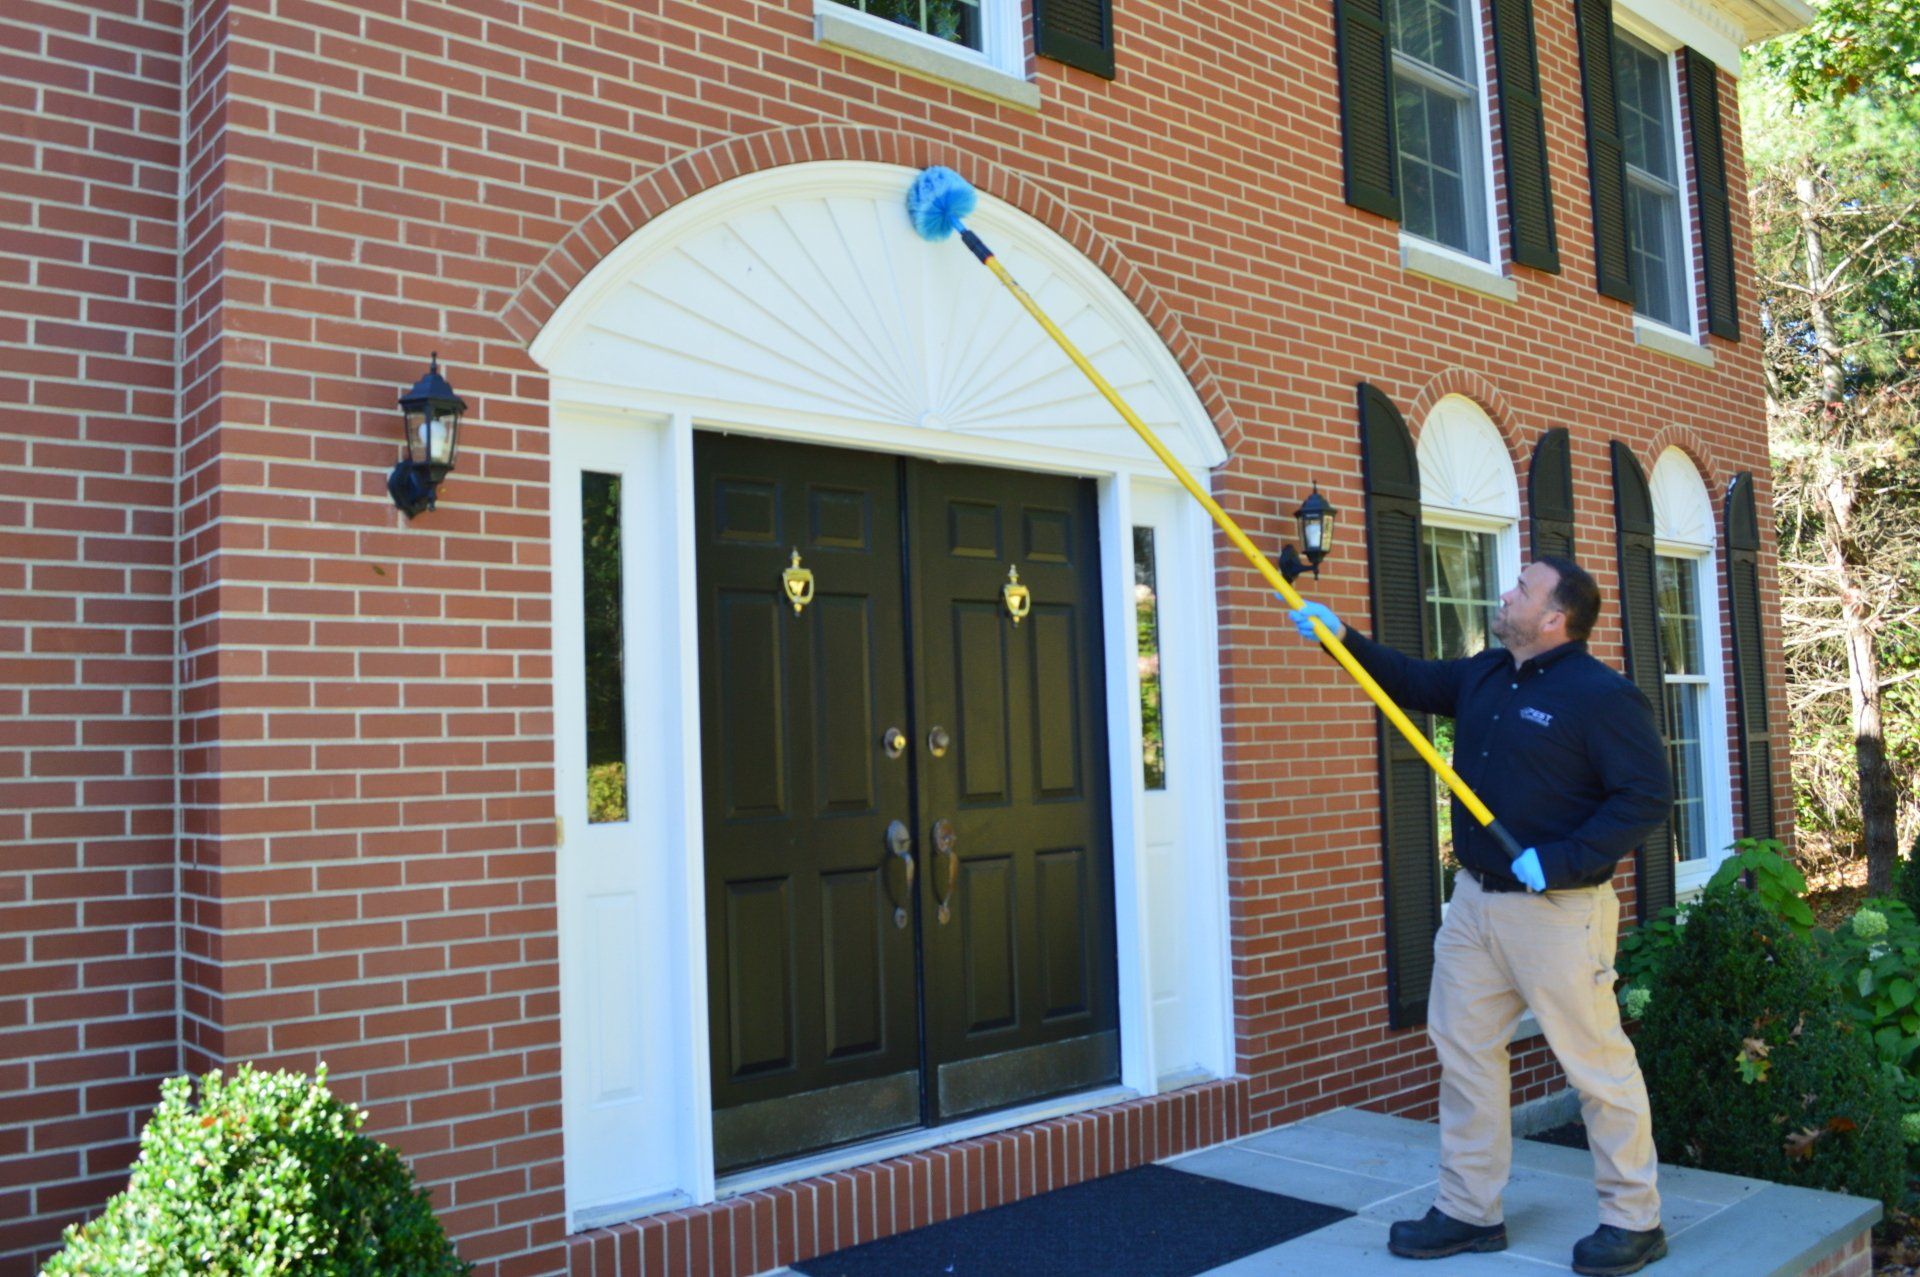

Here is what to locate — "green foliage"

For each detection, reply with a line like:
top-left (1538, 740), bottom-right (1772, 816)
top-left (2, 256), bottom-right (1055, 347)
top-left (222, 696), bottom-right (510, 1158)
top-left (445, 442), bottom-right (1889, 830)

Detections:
top-left (42, 1064), bottom-right (470, 1277)
top-left (1617, 839), bottom-right (1814, 1011)
top-left (1705, 838), bottom-right (1816, 934)
top-left (1752, 0), bottom-right (1920, 103)
top-left (587, 761), bottom-right (627, 824)
top-left (1823, 898), bottom-right (1920, 1079)
top-left (1635, 887), bottom-right (1906, 1211)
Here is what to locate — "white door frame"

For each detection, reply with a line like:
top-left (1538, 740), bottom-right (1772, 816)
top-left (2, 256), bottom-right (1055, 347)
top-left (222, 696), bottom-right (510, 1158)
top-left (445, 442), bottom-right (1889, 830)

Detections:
top-left (540, 162), bottom-right (1235, 1230)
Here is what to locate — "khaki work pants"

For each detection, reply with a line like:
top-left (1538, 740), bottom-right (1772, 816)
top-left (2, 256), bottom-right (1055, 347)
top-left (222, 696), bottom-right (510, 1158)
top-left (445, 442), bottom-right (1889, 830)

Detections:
top-left (1428, 870), bottom-right (1661, 1232)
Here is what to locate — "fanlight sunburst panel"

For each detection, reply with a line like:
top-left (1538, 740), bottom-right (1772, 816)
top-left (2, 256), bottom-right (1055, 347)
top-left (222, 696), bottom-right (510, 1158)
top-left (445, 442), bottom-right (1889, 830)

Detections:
top-left (537, 164), bottom-right (1220, 472)
top-left (1416, 395), bottom-right (1521, 520)
top-left (1650, 447), bottom-right (1716, 549)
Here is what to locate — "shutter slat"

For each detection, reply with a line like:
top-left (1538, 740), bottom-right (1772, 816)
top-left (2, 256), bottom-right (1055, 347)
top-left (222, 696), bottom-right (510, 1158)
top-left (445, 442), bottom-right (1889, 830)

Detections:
top-left (1360, 383), bottom-right (1439, 1029)
top-left (1490, 0), bottom-right (1559, 272)
top-left (1725, 474), bottom-right (1774, 839)
top-left (1529, 427), bottom-right (1575, 561)
top-left (1574, 0), bottom-right (1634, 303)
top-left (1612, 442), bottom-right (1675, 917)
top-left (1034, 0), bottom-right (1114, 79)
top-left (1686, 50), bottom-right (1740, 340)
top-left (1336, 0), bottom-right (1402, 220)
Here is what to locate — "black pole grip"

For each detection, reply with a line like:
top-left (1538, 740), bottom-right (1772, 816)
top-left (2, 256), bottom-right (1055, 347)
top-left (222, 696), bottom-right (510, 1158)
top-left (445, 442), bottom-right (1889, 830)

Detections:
top-left (1486, 820), bottom-right (1526, 862)
top-left (959, 227), bottom-right (993, 263)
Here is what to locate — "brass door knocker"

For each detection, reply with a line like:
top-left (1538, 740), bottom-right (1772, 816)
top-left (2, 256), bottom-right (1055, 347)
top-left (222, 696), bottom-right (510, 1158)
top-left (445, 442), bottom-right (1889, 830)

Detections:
top-left (781, 549), bottom-right (814, 616)
top-left (1002, 565), bottom-right (1031, 625)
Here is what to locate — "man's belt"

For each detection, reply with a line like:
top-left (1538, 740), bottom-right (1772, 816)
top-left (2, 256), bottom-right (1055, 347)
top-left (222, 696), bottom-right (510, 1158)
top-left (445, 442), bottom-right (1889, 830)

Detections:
top-left (1466, 866), bottom-right (1528, 894)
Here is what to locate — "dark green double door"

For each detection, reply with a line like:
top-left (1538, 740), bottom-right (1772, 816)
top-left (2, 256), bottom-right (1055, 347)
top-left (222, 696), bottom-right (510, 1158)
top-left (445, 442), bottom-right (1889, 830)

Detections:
top-left (696, 434), bottom-right (1119, 1174)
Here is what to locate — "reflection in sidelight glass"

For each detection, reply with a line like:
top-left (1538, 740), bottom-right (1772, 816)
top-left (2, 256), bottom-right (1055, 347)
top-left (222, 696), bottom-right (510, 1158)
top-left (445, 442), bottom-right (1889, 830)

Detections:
top-left (583, 472), bottom-right (628, 823)
top-left (1134, 527), bottom-right (1167, 790)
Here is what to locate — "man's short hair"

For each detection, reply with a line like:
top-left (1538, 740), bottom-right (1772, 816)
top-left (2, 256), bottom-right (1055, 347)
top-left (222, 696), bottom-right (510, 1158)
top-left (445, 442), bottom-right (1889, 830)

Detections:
top-left (1535, 555), bottom-right (1601, 641)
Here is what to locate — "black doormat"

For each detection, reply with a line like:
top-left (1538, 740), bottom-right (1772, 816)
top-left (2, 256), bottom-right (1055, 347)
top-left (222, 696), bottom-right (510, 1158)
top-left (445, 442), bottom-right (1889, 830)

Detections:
top-left (1527, 1120), bottom-right (1591, 1150)
top-left (791, 1163), bottom-right (1352, 1277)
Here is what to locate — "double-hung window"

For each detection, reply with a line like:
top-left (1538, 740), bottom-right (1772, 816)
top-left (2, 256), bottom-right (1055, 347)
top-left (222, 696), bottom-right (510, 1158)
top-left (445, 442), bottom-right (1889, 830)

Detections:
top-left (1391, 0), bottom-right (1492, 261)
top-left (1656, 553), bottom-right (1710, 863)
top-left (1423, 523), bottom-right (1502, 899)
top-left (1613, 33), bottom-right (1692, 332)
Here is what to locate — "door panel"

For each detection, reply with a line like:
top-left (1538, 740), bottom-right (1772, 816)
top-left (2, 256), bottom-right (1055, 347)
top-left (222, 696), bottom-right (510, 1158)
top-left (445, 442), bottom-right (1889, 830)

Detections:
top-left (698, 436), bottom-right (1119, 1171)
top-left (910, 462), bottom-right (1119, 1122)
top-left (697, 435), bottom-right (919, 1173)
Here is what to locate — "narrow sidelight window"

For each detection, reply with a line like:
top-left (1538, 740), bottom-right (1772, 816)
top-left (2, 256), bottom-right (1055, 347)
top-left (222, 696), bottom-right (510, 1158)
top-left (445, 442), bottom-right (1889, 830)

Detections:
top-left (828, 0), bottom-right (981, 48)
top-left (582, 472), bottom-right (628, 824)
top-left (1392, 0), bottom-right (1490, 259)
top-left (1657, 553), bottom-right (1709, 862)
top-left (1614, 33), bottom-right (1691, 332)
top-left (1133, 527), bottom-right (1167, 791)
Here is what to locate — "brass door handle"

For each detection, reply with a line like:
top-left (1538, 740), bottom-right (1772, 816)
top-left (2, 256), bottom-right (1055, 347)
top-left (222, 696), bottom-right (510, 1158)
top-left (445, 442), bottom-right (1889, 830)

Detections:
top-left (885, 820), bottom-right (914, 929)
top-left (931, 818), bottom-right (958, 925)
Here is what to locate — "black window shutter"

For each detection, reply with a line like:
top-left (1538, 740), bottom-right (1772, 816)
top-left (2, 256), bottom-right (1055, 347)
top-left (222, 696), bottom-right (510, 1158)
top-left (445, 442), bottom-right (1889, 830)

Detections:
top-left (1335, 0), bottom-right (1402, 220)
top-left (1611, 442), bottom-right (1675, 916)
top-left (1573, 0), bottom-right (1634, 303)
top-left (1034, 0), bottom-right (1114, 79)
top-left (1724, 473), bottom-right (1774, 839)
top-left (1528, 427), bottom-right (1576, 559)
top-left (1359, 383), bottom-right (1439, 1029)
top-left (1686, 49), bottom-right (1740, 340)
top-left (1489, 0), bottom-right (1560, 272)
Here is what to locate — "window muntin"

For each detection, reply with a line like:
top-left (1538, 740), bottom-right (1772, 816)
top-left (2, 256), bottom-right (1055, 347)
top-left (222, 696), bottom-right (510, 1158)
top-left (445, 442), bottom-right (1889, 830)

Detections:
top-left (1613, 33), bottom-right (1691, 332)
top-left (1391, 0), bottom-right (1490, 260)
top-left (1657, 553), bottom-right (1709, 862)
top-left (1425, 525), bottom-right (1501, 661)
top-left (828, 0), bottom-right (981, 50)
top-left (1133, 526), bottom-right (1167, 791)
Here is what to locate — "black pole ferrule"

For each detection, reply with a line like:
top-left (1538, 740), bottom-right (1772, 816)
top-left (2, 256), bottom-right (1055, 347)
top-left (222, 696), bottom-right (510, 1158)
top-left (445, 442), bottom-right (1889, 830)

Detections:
top-left (959, 227), bottom-right (992, 263)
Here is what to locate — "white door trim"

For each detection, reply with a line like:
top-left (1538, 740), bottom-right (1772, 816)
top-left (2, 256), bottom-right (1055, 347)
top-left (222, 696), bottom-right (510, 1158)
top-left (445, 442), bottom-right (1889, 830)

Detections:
top-left (540, 161), bottom-right (1233, 1230)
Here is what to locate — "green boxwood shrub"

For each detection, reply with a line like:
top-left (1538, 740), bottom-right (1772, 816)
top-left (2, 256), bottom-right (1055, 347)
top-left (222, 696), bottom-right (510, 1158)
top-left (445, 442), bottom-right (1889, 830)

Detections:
top-left (42, 1063), bottom-right (469, 1277)
top-left (1635, 885), bottom-right (1905, 1213)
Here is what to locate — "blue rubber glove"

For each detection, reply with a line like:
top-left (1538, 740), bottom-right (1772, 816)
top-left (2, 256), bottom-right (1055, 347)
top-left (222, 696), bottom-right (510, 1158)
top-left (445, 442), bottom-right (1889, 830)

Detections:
top-left (1286, 600), bottom-right (1343, 642)
top-left (1513, 848), bottom-right (1546, 892)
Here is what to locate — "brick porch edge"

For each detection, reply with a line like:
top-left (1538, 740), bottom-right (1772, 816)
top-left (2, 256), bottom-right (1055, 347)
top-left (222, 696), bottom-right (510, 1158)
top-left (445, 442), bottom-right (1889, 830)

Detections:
top-left (567, 1076), bottom-right (1253, 1277)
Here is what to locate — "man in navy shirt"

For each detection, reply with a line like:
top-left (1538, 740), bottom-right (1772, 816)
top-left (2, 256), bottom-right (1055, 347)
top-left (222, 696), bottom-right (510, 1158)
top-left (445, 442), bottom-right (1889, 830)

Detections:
top-left (1292, 556), bottom-right (1672, 1277)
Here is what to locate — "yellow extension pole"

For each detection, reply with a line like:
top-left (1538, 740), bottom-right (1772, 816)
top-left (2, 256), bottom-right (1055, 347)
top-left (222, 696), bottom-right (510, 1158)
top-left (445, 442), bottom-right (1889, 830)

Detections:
top-left (973, 252), bottom-right (1523, 857)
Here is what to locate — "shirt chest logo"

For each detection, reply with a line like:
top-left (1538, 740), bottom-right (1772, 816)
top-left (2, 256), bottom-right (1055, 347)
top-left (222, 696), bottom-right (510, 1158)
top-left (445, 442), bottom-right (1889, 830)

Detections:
top-left (1520, 707), bottom-right (1554, 728)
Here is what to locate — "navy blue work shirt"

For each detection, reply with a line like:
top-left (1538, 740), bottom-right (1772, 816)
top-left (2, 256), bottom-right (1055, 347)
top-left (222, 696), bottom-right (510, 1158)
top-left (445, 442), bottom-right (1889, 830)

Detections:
top-left (1339, 630), bottom-right (1673, 891)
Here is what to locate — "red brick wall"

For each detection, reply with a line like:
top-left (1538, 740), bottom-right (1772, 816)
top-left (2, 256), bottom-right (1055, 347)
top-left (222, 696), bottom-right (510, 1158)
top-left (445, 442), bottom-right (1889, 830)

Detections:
top-left (1, 1), bottom-right (184, 1267)
top-left (2, 0), bottom-right (1789, 1273)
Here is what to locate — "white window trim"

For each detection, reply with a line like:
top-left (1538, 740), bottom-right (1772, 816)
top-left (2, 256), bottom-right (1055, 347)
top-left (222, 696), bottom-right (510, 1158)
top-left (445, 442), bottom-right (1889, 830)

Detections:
top-left (814, 0), bottom-right (1039, 110)
top-left (1658, 542), bottom-right (1735, 894)
top-left (1615, 31), bottom-right (1699, 338)
top-left (1392, 0), bottom-right (1502, 266)
top-left (1610, 15), bottom-right (1710, 351)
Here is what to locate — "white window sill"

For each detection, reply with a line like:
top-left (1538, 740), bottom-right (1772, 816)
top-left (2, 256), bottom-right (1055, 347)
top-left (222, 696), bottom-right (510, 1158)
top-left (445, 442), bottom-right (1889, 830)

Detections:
top-left (1400, 236), bottom-right (1517, 303)
top-left (1633, 316), bottom-right (1715, 367)
top-left (814, 5), bottom-right (1040, 111)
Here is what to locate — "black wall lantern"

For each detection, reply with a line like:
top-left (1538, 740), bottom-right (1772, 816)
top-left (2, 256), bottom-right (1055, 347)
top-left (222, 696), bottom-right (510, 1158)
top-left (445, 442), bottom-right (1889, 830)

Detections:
top-left (388, 354), bottom-right (466, 518)
top-left (1278, 484), bottom-right (1337, 583)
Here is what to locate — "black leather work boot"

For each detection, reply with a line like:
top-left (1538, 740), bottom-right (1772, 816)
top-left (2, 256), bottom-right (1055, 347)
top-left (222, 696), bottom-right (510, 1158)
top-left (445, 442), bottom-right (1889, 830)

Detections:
top-left (1386, 1206), bottom-right (1508, 1259)
top-left (1571, 1223), bottom-right (1668, 1275)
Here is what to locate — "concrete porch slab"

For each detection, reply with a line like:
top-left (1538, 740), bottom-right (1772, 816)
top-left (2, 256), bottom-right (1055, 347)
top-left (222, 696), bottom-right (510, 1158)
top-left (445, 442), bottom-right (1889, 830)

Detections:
top-left (767, 1106), bottom-right (1880, 1276)
top-left (1173, 1108), bottom-right (1879, 1276)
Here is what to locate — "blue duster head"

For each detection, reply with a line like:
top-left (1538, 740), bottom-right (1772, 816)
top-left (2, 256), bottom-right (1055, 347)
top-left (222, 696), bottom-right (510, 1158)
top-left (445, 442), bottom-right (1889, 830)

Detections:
top-left (907, 166), bottom-right (977, 242)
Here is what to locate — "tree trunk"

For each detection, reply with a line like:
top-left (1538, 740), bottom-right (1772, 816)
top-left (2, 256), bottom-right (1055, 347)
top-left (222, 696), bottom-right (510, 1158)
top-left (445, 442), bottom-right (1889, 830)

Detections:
top-left (1797, 169), bottom-right (1901, 891)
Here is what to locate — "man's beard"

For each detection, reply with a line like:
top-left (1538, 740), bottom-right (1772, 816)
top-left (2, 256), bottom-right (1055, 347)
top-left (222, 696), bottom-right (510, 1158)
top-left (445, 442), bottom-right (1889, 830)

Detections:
top-left (1491, 607), bottom-right (1536, 647)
